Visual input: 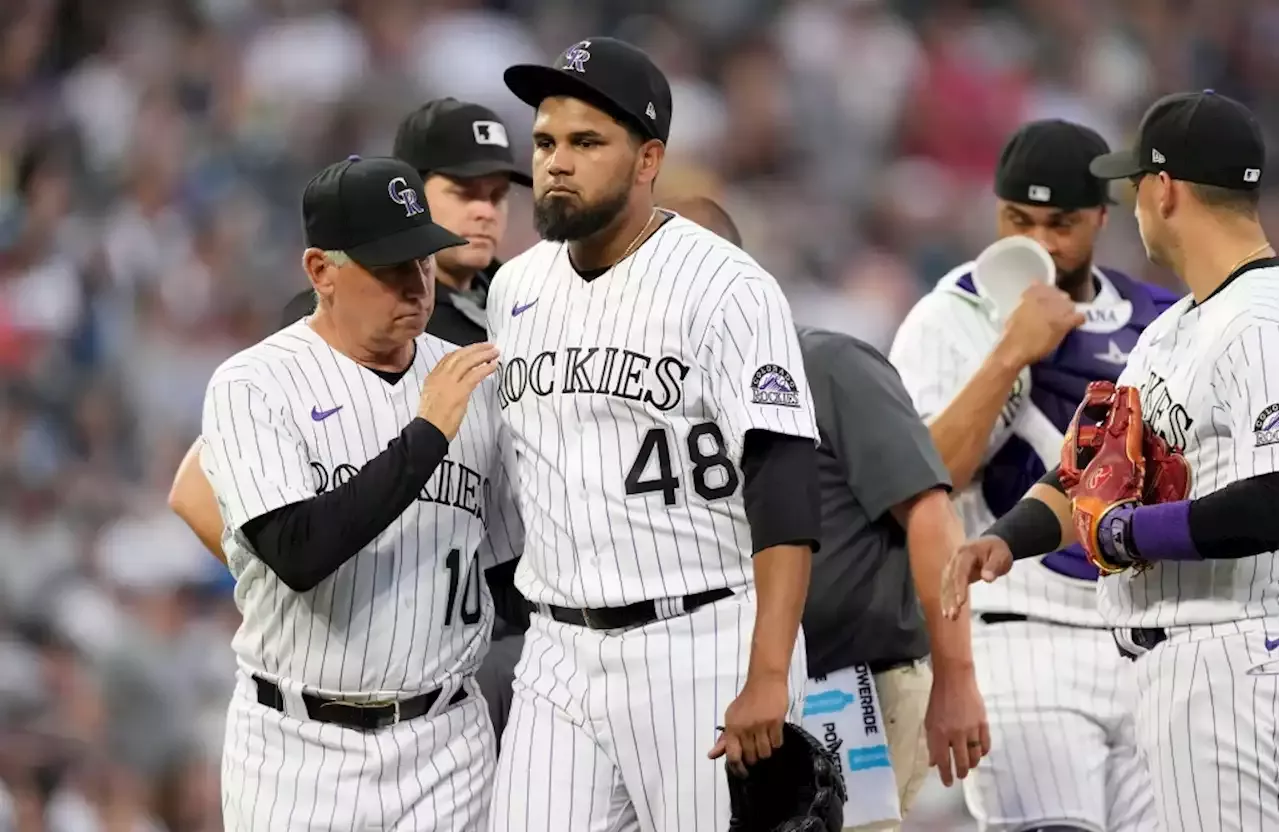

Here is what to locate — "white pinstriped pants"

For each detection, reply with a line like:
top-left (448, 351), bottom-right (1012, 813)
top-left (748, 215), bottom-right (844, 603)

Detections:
top-left (221, 671), bottom-right (495, 831)
top-left (963, 619), bottom-right (1158, 832)
top-left (487, 590), bottom-right (807, 832)
top-left (1128, 621), bottom-right (1278, 832)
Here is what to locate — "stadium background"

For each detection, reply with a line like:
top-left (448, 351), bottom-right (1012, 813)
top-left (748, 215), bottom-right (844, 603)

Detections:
top-left (0, 0), bottom-right (1274, 829)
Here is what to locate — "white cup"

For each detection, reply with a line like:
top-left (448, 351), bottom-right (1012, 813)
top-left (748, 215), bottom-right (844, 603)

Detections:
top-left (972, 236), bottom-right (1056, 321)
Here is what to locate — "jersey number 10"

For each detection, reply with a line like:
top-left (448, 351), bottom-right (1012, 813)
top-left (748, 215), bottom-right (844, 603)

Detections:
top-left (624, 421), bottom-right (740, 506)
top-left (443, 548), bottom-right (482, 627)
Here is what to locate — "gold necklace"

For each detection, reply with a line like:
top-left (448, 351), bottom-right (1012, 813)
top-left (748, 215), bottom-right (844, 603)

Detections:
top-left (1227, 241), bottom-right (1274, 275)
top-left (616, 209), bottom-right (659, 265)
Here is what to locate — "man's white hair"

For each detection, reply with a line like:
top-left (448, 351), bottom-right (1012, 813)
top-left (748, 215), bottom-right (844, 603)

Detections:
top-left (323, 250), bottom-right (352, 267)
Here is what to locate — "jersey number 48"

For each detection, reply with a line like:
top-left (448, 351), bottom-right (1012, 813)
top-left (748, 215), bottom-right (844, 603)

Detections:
top-left (624, 422), bottom-right (739, 506)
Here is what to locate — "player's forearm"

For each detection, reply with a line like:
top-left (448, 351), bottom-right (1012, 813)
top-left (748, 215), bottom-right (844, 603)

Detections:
top-left (243, 418), bottom-right (450, 591)
top-left (738, 430), bottom-right (819, 681)
top-left (927, 344), bottom-right (1025, 490)
top-left (748, 543), bottom-right (811, 680)
top-left (169, 440), bottom-right (228, 564)
top-left (1102, 472), bottom-right (1278, 564)
top-left (895, 488), bottom-right (973, 667)
top-left (985, 469), bottom-right (1075, 559)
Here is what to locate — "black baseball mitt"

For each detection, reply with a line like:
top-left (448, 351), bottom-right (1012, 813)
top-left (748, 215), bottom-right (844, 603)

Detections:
top-left (727, 722), bottom-right (847, 832)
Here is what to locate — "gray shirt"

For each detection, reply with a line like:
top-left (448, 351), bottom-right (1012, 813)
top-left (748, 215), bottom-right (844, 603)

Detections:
top-left (796, 327), bottom-right (951, 678)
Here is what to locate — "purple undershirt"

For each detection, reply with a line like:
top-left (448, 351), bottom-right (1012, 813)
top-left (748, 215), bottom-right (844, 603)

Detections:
top-left (1129, 500), bottom-right (1202, 562)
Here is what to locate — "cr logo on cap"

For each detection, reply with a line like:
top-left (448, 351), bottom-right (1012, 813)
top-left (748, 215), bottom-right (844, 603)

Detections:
top-left (388, 177), bottom-right (425, 218)
top-left (561, 41), bottom-right (591, 73)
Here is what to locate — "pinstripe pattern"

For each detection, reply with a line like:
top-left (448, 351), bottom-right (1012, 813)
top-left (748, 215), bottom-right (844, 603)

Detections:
top-left (889, 263), bottom-right (1152, 627)
top-left (488, 215), bottom-right (817, 609)
top-left (889, 262), bottom-right (1162, 830)
top-left (1106, 265), bottom-right (1279, 627)
top-left (1104, 264), bottom-right (1280, 832)
top-left (489, 591), bottom-right (807, 832)
top-left (485, 215), bottom-right (815, 830)
top-left (1128, 622), bottom-right (1278, 832)
top-left (962, 620), bottom-right (1157, 831)
top-left (222, 672), bottom-right (496, 831)
top-left (202, 322), bottom-right (521, 830)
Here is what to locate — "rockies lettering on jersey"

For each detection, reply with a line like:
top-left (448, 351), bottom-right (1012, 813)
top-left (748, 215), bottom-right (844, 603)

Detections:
top-left (486, 214), bottom-right (817, 609)
top-left (200, 323), bottom-right (522, 697)
top-left (889, 263), bottom-right (1179, 626)
top-left (497, 347), bottom-right (690, 411)
top-left (1105, 262), bottom-right (1279, 627)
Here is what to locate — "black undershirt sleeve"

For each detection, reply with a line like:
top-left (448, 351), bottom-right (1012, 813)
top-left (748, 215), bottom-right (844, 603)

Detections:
top-left (1188, 471), bottom-right (1278, 558)
top-left (1039, 465), bottom-right (1066, 493)
top-left (242, 418), bottom-right (450, 591)
top-left (740, 429), bottom-right (821, 554)
top-left (986, 466), bottom-right (1067, 560)
top-left (996, 467), bottom-right (1277, 561)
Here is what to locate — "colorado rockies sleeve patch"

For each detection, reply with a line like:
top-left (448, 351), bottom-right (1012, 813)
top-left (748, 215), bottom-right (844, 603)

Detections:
top-left (1254, 403), bottom-right (1278, 447)
top-left (750, 364), bottom-right (801, 407)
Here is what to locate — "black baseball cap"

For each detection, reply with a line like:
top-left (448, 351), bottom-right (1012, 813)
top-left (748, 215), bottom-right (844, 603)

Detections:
top-left (504, 37), bottom-right (672, 144)
top-left (302, 156), bottom-right (466, 269)
top-left (995, 120), bottom-right (1114, 210)
top-left (393, 98), bottom-right (531, 187)
top-left (1090, 90), bottom-right (1266, 191)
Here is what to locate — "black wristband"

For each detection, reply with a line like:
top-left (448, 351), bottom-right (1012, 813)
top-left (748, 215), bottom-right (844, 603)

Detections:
top-left (985, 498), bottom-right (1063, 561)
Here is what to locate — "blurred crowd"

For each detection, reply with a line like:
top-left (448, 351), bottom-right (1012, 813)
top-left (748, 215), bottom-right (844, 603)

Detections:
top-left (0, 0), bottom-right (1274, 830)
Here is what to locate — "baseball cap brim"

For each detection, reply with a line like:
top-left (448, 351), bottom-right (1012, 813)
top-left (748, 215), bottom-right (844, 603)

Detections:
top-left (431, 157), bottom-right (532, 187)
top-left (1089, 148), bottom-right (1146, 180)
top-left (504, 64), bottom-right (655, 141)
top-left (346, 222), bottom-right (467, 269)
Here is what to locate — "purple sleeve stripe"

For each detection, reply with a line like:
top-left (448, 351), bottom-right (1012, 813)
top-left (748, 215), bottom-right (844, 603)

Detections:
top-left (1131, 500), bottom-right (1201, 562)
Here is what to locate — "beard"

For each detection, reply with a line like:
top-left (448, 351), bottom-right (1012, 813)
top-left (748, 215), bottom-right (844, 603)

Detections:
top-left (534, 184), bottom-right (630, 242)
top-left (1054, 259), bottom-right (1093, 295)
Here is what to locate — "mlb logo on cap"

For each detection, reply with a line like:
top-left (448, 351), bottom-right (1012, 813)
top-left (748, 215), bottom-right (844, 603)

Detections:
top-left (472, 121), bottom-right (509, 148)
top-left (1027, 185), bottom-right (1052, 202)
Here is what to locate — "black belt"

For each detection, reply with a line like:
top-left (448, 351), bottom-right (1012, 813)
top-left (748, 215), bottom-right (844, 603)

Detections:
top-left (978, 612), bottom-right (1029, 624)
top-left (543, 588), bottom-right (733, 631)
top-left (253, 676), bottom-right (467, 731)
top-left (865, 657), bottom-right (920, 675)
top-left (1115, 627), bottom-right (1169, 661)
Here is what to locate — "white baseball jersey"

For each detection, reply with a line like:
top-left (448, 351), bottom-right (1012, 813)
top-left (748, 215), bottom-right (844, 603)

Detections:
top-left (1104, 261), bottom-right (1279, 628)
top-left (201, 321), bottom-right (522, 698)
top-left (890, 262), bottom-right (1176, 627)
top-left (487, 213), bottom-right (818, 608)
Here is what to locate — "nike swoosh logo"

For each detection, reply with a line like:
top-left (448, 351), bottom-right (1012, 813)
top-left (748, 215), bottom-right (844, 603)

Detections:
top-left (1266, 637), bottom-right (1279, 651)
top-left (511, 300), bottom-right (538, 316)
top-left (311, 405), bottom-right (343, 422)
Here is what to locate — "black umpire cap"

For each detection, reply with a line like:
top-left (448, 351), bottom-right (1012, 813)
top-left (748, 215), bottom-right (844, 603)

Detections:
top-left (995, 120), bottom-right (1113, 210)
top-left (1090, 90), bottom-right (1266, 191)
top-left (303, 156), bottom-right (466, 268)
top-left (393, 98), bottom-right (532, 187)
top-left (504, 37), bottom-right (672, 144)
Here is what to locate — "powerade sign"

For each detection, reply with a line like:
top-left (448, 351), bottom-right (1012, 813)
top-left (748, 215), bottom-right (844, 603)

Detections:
top-left (803, 689), bottom-right (855, 717)
top-left (803, 666), bottom-right (892, 774)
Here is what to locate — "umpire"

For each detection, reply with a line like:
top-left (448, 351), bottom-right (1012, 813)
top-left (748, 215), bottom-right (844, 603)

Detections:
top-left (172, 97), bottom-right (532, 745)
top-left (665, 197), bottom-right (988, 832)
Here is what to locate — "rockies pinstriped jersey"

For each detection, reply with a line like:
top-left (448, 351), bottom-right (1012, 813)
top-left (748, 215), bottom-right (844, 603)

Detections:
top-left (487, 214), bottom-right (817, 608)
top-left (1105, 261), bottom-right (1279, 628)
top-left (201, 322), bottom-right (522, 696)
top-left (890, 263), bottom-right (1178, 626)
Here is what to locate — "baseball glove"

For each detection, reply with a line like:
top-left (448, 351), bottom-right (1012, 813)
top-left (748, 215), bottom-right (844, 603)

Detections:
top-left (727, 722), bottom-right (846, 832)
top-left (1060, 381), bottom-right (1190, 573)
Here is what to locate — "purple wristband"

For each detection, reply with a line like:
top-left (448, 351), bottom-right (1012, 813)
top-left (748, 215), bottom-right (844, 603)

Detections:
top-left (1129, 500), bottom-right (1201, 562)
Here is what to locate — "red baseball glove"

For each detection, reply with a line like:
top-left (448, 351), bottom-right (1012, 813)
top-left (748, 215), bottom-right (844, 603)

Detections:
top-left (1140, 423), bottom-right (1191, 506)
top-left (1060, 381), bottom-right (1145, 573)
